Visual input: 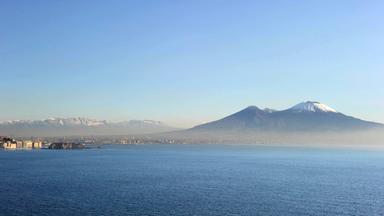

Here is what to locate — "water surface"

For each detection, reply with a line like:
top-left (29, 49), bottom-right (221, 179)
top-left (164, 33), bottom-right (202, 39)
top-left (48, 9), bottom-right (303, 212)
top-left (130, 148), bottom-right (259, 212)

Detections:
top-left (1, 144), bottom-right (384, 216)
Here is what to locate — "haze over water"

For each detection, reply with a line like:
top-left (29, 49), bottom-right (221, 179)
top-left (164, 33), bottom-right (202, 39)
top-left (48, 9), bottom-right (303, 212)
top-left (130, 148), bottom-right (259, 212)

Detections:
top-left (1, 144), bottom-right (384, 216)
top-left (1, 1), bottom-right (384, 215)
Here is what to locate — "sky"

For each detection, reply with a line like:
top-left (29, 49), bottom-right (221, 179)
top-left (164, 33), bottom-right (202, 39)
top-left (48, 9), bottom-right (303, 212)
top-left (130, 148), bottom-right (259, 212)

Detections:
top-left (0, 0), bottom-right (383, 128)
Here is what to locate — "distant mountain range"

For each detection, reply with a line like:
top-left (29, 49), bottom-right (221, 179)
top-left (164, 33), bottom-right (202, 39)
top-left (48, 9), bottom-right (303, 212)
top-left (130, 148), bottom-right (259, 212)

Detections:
top-left (0, 118), bottom-right (178, 137)
top-left (1, 101), bottom-right (383, 138)
top-left (190, 101), bottom-right (383, 132)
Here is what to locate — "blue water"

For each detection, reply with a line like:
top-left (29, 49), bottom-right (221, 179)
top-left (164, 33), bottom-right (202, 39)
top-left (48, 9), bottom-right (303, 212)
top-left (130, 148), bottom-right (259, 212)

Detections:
top-left (1, 144), bottom-right (384, 216)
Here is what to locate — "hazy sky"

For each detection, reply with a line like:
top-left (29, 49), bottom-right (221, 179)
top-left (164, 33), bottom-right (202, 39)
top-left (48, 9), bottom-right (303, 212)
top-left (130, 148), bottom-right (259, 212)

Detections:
top-left (1, 0), bottom-right (383, 127)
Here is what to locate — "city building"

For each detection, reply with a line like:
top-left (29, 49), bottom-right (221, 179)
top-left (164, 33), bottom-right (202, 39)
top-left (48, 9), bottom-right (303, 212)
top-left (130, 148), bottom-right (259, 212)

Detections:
top-left (1, 137), bottom-right (43, 149)
top-left (23, 140), bottom-right (33, 148)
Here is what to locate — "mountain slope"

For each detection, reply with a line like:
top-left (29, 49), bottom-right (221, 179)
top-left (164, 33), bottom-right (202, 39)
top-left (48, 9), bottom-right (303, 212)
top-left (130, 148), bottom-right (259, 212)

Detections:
top-left (191, 101), bottom-right (383, 132)
top-left (192, 106), bottom-right (269, 130)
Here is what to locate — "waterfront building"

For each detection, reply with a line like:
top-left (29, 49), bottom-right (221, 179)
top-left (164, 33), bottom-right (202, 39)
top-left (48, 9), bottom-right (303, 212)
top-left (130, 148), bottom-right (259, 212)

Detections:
top-left (3, 141), bottom-right (17, 149)
top-left (22, 140), bottom-right (33, 148)
top-left (1, 137), bottom-right (17, 149)
top-left (33, 141), bottom-right (42, 148)
top-left (16, 141), bottom-right (23, 148)
top-left (1, 137), bottom-right (43, 149)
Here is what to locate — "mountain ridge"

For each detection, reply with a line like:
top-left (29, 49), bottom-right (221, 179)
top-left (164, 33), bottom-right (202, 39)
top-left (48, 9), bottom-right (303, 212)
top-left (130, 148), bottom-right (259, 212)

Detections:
top-left (0, 117), bottom-right (165, 127)
top-left (0, 117), bottom-right (178, 137)
top-left (191, 101), bottom-right (383, 132)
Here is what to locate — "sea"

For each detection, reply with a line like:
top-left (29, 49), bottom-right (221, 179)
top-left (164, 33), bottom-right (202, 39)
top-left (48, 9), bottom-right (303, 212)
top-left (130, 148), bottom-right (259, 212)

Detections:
top-left (1, 144), bottom-right (384, 216)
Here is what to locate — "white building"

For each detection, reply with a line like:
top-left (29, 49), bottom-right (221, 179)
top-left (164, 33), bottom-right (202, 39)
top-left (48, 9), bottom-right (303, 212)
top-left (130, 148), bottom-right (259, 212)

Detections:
top-left (23, 140), bottom-right (33, 148)
top-left (33, 141), bottom-right (42, 149)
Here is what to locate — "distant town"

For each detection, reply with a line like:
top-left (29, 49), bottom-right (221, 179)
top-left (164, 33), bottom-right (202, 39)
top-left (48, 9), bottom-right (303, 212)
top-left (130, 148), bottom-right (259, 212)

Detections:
top-left (0, 135), bottom-right (182, 150)
top-left (0, 136), bottom-right (43, 149)
top-left (0, 136), bottom-right (88, 150)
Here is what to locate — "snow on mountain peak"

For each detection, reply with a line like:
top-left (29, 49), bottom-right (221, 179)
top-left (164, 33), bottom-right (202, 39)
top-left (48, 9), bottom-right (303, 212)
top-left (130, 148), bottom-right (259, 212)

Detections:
top-left (0, 117), bottom-right (108, 127)
top-left (289, 101), bottom-right (337, 113)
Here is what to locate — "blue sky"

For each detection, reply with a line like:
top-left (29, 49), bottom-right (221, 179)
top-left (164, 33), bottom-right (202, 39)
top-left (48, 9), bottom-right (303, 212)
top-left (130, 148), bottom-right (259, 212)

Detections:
top-left (1, 0), bottom-right (383, 127)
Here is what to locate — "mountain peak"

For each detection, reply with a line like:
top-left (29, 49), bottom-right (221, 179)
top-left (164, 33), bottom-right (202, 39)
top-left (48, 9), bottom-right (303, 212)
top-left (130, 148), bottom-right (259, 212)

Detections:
top-left (245, 106), bottom-right (261, 110)
top-left (289, 101), bottom-right (337, 113)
